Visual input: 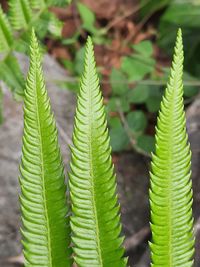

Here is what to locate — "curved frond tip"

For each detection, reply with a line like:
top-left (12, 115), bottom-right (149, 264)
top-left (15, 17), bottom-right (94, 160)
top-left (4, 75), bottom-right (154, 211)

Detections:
top-left (69, 36), bottom-right (127, 267)
top-left (19, 29), bottom-right (71, 267)
top-left (149, 29), bottom-right (195, 266)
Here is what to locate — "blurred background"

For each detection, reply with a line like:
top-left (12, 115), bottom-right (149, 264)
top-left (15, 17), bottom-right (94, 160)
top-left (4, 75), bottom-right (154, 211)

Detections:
top-left (0, 0), bottom-right (200, 266)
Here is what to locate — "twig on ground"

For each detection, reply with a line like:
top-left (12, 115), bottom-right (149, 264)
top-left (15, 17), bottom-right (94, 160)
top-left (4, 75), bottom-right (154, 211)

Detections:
top-left (55, 77), bottom-right (200, 87)
top-left (6, 254), bottom-right (24, 264)
top-left (104, 0), bottom-right (151, 33)
top-left (56, 121), bottom-right (72, 146)
top-left (194, 216), bottom-right (200, 235)
top-left (125, 226), bottom-right (150, 251)
top-left (105, 5), bottom-right (141, 32)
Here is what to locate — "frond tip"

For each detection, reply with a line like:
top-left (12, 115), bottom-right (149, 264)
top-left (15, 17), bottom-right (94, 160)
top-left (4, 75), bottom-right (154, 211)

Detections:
top-left (69, 36), bottom-right (127, 267)
top-left (19, 29), bottom-right (71, 266)
top-left (149, 29), bottom-right (195, 266)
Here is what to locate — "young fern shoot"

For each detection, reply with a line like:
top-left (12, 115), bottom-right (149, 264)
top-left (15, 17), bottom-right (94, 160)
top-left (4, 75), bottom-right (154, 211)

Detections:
top-left (69, 37), bottom-right (127, 267)
top-left (149, 29), bottom-right (195, 266)
top-left (19, 30), bottom-right (71, 267)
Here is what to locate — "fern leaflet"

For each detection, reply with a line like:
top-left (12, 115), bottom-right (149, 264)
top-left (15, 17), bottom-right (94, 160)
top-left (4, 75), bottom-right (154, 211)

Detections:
top-left (19, 29), bottom-right (72, 266)
top-left (69, 37), bottom-right (127, 267)
top-left (149, 29), bottom-right (195, 266)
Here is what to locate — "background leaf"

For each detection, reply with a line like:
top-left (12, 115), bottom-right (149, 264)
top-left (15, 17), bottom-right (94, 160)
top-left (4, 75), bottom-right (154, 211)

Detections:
top-left (126, 111), bottom-right (147, 133)
top-left (109, 118), bottom-right (129, 152)
top-left (158, 1), bottom-right (200, 75)
top-left (121, 55), bottom-right (155, 81)
top-left (140, 0), bottom-right (171, 17)
top-left (127, 85), bottom-right (149, 104)
top-left (110, 69), bottom-right (129, 96)
top-left (137, 134), bottom-right (155, 153)
top-left (132, 40), bottom-right (153, 57)
top-left (77, 2), bottom-right (97, 34)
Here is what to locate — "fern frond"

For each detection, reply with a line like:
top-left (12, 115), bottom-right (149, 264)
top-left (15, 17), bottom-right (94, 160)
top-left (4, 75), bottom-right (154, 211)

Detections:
top-left (9, 0), bottom-right (32, 30)
top-left (47, 0), bottom-right (71, 6)
top-left (69, 37), bottom-right (127, 267)
top-left (31, 0), bottom-right (70, 8)
top-left (30, 0), bottom-right (46, 9)
top-left (0, 5), bottom-right (13, 52)
top-left (19, 29), bottom-right (72, 266)
top-left (0, 53), bottom-right (24, 96)
top-left (149, 29), bottom-right (195, 266)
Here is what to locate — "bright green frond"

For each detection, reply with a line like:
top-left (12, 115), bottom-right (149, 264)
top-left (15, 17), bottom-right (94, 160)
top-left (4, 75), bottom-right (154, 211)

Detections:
top-left (9, 0), bottom-right (32, 30)
top-left (19, 29), bottom-right (72, 267)
top-left (69, 37), bottom-right (127, 267)
top-left (0, 53), bottom-right (25, 96)
top-left (149, 29), bottom-right (195, 266)
top-left (0, 5), bottom-right (13, 52)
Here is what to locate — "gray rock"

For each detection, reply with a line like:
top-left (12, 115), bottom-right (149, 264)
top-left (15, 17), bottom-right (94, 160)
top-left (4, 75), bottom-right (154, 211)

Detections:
top-left (186, 94), bottom-right (200, 267)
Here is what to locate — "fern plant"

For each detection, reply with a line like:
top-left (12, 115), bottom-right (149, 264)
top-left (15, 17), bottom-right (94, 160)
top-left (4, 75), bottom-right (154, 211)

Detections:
top-left (0, 0), bottom-right (70, 99)
top-left (69, 37), bottom-right (127, 267)
top-left (149, 29), bottom-right (195, 266)
top-left (19, 29), bottom-right (71, 266)
top-left (17, 27), bottom-right (196, 266)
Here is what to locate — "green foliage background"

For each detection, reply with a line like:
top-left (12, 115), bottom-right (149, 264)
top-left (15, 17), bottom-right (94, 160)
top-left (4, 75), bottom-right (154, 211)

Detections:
top-left (0, 0), bottom-right (200, 155)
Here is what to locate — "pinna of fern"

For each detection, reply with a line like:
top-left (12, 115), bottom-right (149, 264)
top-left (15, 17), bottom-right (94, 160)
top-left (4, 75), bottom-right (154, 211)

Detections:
top-left (19, 29), bottom-right (71, 266)
top-left (69, 37), bottom-right (127, 267)
top-left (149, 29), bottom-right (195, 266)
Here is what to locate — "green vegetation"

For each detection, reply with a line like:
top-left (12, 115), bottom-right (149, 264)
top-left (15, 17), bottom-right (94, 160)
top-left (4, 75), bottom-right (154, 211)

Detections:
top-left (19, 30), bottom-right (71, 266)
top-left (0, 0), bottom-right (70, 97)
top-left (17, 27), bottom-right (195, 266)
top-left (69, 37), bottom-right (127, 266)
top-left (1, 0), bottom-right (200, 155)
top-left (150, 29), bottom-right (194, 266)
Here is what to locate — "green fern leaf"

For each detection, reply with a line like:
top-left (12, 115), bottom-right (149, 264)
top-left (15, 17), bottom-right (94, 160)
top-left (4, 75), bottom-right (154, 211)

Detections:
top-left (149, 29), bottom-right (195, 266)
top-left (9, 0), bottom-right (32, 30)
top-left (0, 53), bottom-right (25, 96)
top-left (0, 5), bottom-right (13, 52)
top-left (69, 37), bottom-right (127, 267)
top-left (19, 29), bottom-right (72, 266)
